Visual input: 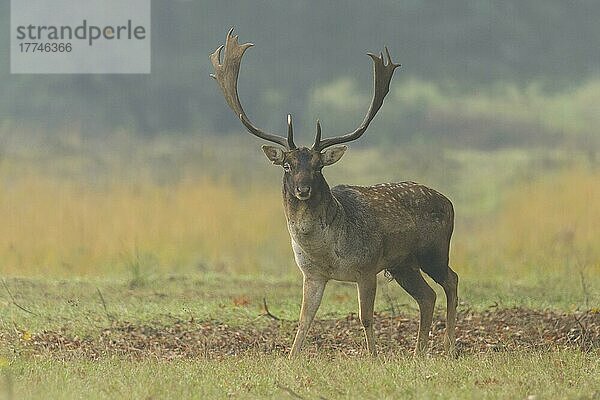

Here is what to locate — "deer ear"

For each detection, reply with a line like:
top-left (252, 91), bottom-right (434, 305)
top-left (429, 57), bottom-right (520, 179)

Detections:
top-left (261, 145), bottom-right (285, 165)
top-left (321, 145), bottom-right (347, 166)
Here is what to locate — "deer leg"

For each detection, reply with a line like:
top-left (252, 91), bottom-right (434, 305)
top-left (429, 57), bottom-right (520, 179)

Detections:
top-left (440, 267), bottom-right (458, 356)
top-left (289, 276), bottom-right (327, 358)
top-left (357, 275), bottom-right (378, 356)
top-left (392, 267), bottom-right (436, 356)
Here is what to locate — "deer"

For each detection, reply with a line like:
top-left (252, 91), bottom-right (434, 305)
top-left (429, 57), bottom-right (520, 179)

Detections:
top-left (210, 29), bottom-right (458, 358)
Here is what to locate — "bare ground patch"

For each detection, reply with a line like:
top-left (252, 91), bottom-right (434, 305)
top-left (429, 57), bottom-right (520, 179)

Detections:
top-left (6, 308), bottom-right (599, 360)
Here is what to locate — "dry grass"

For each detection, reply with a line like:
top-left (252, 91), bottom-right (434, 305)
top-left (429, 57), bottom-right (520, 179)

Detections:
top-left (0, 174), bottom-right (288, 276)
top-left (453, 167), bottom-right (600, 283)
top-left (1, 167), bottom-right (598, 282)
top-left (0, 132), bottom-right (597, 283)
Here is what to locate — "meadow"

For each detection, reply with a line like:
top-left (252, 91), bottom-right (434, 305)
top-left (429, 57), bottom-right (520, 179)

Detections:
top-left (0, 131), bottom-right (599, 399)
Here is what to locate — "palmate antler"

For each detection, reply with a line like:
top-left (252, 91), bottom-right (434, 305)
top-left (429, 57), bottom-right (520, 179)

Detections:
top-left (312, 48), bottom-right (400, 151)
top-left (210, 29), bottom-right (399, 151)
top-left (210, 28), bottom-right (296, 149)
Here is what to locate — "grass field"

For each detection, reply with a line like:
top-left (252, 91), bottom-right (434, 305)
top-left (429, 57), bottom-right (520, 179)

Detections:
top-left (5, 349), bottom-right (599, 399)
top-left (0, 133), bottom-right (599, 399)
top-left (1, 274), bottom-right (598, 399)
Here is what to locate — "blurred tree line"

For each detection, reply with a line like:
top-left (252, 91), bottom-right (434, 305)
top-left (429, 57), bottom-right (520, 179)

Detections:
top-left (0, 0), bottom-right (598, 149)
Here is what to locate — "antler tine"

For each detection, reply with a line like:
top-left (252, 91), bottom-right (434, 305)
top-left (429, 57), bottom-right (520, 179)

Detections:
top-left (312, 120), bottom-right (322, 149)
top-left (287, 114), bottom-right (297, 149)
top-left (313, 47), bottom-right (400, 151)
top-left (210, 28), bottom-right (292, 149)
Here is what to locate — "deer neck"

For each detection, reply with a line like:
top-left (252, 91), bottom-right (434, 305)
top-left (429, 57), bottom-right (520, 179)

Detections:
top-left (282, 174), bottom-right (342, 242)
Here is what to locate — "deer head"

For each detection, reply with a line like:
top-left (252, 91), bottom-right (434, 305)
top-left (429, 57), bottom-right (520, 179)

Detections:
top-left (210, 28), bottom-right (400, 200)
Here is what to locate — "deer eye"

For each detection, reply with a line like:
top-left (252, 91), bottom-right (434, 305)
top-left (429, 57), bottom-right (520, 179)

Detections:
top-left (283, 163), bottom-right (291, 172)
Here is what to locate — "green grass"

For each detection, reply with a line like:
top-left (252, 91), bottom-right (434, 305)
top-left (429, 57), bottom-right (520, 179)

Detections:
top-left (1, 272), bottom-right (598, 399)
top-left (1, 271), bottom-right (597, 336)
top-left (3, 351), bottom-right (598, 399)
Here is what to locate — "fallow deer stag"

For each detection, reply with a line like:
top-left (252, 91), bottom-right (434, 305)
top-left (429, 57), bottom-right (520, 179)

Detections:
top-left (210, 29), bottom-right (458, 357)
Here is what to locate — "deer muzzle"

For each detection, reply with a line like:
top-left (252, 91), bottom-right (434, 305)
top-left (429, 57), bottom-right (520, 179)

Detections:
top-left (295, 185), bottom-right (312, 200)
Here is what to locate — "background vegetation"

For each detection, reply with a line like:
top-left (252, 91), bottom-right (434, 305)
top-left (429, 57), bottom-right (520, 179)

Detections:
top-left (0, 132), bottom-right (598, 294)
top-left (0, 0), bottom-right (599, 148)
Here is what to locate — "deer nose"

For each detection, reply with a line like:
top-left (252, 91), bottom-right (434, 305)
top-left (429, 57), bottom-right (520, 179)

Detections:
top-left (296, 186), bottom-right (311, 198)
